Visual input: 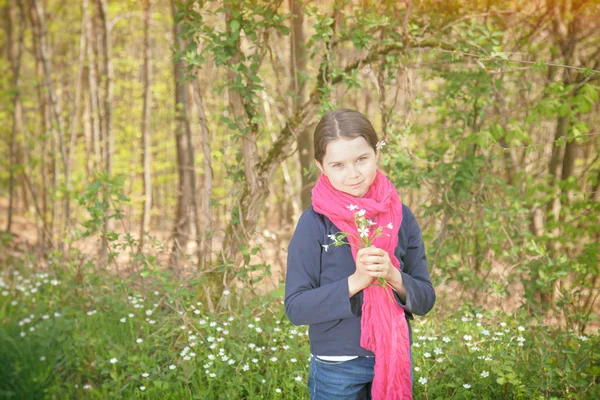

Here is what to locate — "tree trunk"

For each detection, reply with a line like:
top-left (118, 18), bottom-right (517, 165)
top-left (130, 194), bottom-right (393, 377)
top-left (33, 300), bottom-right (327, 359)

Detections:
top-left (85, 0), bottom-right (102, 170)
top-left (96, 0), bottom-right (115, 263)
top-left (27, 0), bottom-right (57, 250)
top-left (68, 0), bottom-right (88, 191)
top-left (31, 0), bottom-right (70, 247)
top-left (289, 0), bottom-right (313, 211)
top-left (170, 0), bottom-right (194, 269)
top-left (139, 0), bottom-right (153, 252)
top-left (5, 0), bottom-right (25, 233)
top-left (192, 78), bottom-right (214, 269)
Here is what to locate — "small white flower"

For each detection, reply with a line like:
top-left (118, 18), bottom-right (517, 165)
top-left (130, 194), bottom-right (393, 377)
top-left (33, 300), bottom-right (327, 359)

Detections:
top-left (223, 289), bottom-right (231, 296)
top-left (358, 226), bottom-right (369, 238)
top-left (442, 336), bottom-right (451, 343)
top-left (322, 244), bottom-right (329, 252)
top-left (145, 309), bottom-right (152, 316)
top-left (481, 329), bottom-right (490, 336)
top-left (579, 335), bottom-right (588, 341)
top-left (83, 384), bottom-right (92, 390)
top-left (481, 370), bottom-right (489, 378)
top-left (461, 317), bottom-right (468, 322)
top-left (140, 386), bottom-right (146, 391)
top-left (110, 358), bottom-right (118, 364)
top-left (347, 204), bottom-right (359, 211)
top-left (434, 348), bottom-right (442, 355)
top-left (424, 352), bottom-right (431, 358)
top-left (128, 313), bottom-right (134, 318)
top-left (463, 335), bottom-right (472, 341)
top-left (242, 364), bottom-right (250, 371)
top-left (517, 336), bottom-right (525, 343)
top-left (210, 321), bottom-right (217, 327)
top-left (386, 222), bottom-right (393, 230)
top-left (290, 358), bottom-right (297, 363)
top-left (327, 234), bottom-right (338, 242)
top-left (120, 318), bottom-right (126, 323)
top-left (418, 377), bottom-right (427, 385)
top-left (476, 313), bottom-right (483, 318)
top-left (463, 383), bottom-right (471, 389)
top-left (136, 338), bottom-right (143, 343)
top-left (275, 388), bottom-right (282, 394)
top-left (142, 372), bottom-right (149, 378)
top-left (295, 376), bottom-right (302, 382)
top-left (169, 364), bottom-right (176, 370)
top-left (357, 209), bottom-right (366, 217)
top-left (40, 356), bottom-right (46, 361)
top-left (436, 357), bottom-right (443, 363)
top-left (518, 326), bottom-right (525, 332)
top-left (376, 140), bottom-right (386, 150)
top-left (270, 357), bottom-right (278, 362)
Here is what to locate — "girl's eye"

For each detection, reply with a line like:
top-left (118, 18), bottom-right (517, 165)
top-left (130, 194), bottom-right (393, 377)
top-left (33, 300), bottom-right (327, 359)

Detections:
top-left (358, 157), bottom-right (367, 162)
top-left (332, 163), bottom-right (342, 168)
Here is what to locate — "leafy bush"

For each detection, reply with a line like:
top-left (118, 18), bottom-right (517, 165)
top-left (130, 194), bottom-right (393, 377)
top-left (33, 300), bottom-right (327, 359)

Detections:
top-left (0, 258), bottom-right (598, 399)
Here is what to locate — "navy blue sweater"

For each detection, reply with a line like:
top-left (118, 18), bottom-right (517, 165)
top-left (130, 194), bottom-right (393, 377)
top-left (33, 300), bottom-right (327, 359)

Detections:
top-left (285, 205), bottom-right (436, 357)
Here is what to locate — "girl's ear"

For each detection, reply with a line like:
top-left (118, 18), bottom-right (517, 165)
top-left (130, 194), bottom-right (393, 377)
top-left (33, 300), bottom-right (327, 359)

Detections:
top-left (315, 160), bottom-right (325, 175)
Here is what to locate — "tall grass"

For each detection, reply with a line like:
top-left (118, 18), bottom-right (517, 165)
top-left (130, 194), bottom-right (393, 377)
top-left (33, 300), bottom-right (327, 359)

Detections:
top-left (0, 254), bottom-right (598, 399)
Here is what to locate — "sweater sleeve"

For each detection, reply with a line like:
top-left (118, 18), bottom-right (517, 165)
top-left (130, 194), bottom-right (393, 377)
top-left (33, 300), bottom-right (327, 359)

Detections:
top-left (284, 210), bottom-right (356, 326)
top-left (398, 207), bottom-right (436, 316)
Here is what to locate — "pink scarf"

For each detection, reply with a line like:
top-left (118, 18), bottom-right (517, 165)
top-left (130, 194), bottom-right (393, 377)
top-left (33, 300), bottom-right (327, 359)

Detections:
top-left (312, 170), bottom-right (412, 400)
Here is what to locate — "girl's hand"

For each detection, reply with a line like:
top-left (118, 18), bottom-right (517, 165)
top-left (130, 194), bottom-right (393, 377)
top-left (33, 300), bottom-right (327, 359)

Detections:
top-left (357, 246), bottom-right (400, 282)
top-left (348, 249), bottom-right (375, 297)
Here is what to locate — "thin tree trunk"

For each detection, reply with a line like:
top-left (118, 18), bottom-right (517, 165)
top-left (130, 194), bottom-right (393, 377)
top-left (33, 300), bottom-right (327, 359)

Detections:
top-left (192, 78), bottom-right (213, 269)
top-left (170, 0), bottom-right (194, 269)
top-left (5, 0), bottom-right (25, 233)
top-left (289, 0), bottom-right (313, 211)
top-left (139, 0), bottom-right (153, 252)
top-left (96, 0), bottom-right (115, 263)
top-left (85, 0), bottom-right (102, 170)
top-left (27, 0), bottom-right (54, 250)
top-left (96, 0), bottom-right (114, 174)
top-left (31, 0), bottom-right (70, 249)
top-left (68, 0), bottom-right (87, 185)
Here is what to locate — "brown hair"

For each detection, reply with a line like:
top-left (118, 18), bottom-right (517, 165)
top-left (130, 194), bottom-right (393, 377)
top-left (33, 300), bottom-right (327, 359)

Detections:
top-left (313, 109), bottom-right (378, 163)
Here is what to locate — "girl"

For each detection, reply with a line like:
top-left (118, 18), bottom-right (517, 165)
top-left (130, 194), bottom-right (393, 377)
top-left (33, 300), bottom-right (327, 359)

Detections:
top-left (285, 109), bottom-right (436, 400)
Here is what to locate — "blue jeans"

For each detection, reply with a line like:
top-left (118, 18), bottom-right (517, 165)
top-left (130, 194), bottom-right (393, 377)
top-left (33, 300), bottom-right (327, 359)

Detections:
top-left (308, 353), bottom-right (414, 400)
top-left (308, 356), bottom-right (375, 400)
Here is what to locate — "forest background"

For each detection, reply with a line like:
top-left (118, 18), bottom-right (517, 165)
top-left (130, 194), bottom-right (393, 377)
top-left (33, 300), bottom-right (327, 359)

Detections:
top-left (0, 0), bottom-right (599, 398)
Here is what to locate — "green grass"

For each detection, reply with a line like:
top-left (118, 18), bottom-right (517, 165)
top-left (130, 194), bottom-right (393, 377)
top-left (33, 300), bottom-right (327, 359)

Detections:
top-left (0, 257), bottom-right (598, 399)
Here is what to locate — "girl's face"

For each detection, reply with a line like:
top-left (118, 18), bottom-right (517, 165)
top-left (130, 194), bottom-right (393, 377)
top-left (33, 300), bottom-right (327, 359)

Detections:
top-left (315, 137), bottom-right (379, 198)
